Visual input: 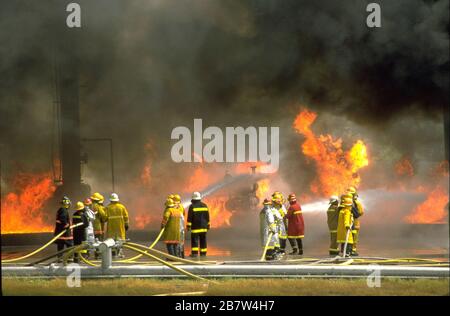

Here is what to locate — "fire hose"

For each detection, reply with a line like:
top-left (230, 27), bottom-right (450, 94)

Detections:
top-left (123, 243), bottom-right (218, 283)
top-left (1, 222), bottom-right (84, 263)
top-left (116, 228), bottom-right (165, 263)
top-left (260, 232), bottom-right (274, 261)
top-left (125, 241), bottom-right (212, 265)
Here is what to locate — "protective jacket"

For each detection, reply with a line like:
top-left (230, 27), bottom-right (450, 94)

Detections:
top-left (187, 200), bottom-right (210, 233)
top-left (352, 199), bottom-right (364, 230)
top-left (72, 209), bottom-right (89, 245)
top-left (54, 207), bottom-right (73, 241)
top-left (92, 202), bottom-right (107, 235)
top-left (84, 206), bottom-right (96, 243)
top-left (286, 201), bottom-right (305, 238)
top-left (272, 204), bottom-right (287, 239)
top-left (327, 204), bottom-right (340, 233)
top-left (162, 206), bottom-right (184, 244)
top-left (105, 202), bottom-right (129, 240)
top-left (260, 205), bottom-right (279, 249)
top-left (337, 206), bottom-right (354, 244)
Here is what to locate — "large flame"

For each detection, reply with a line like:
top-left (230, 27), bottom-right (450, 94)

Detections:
top-left (204, 196), bottom-right (234, 228)
top-left (405, 185), bottom-right (449, 224)
top-left (293, 108), bottom-right (369, 197)
top-left (1, 172), bottom-right (56, 234)
top-left (255, 179), bottom-right (270, 202)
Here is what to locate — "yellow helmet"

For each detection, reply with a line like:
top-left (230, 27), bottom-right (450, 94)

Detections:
top-left (75, 201), bottom-right (85, 211)
top-left (173, 194), bottom-right (181, 203)
top-left (340, 194), bottom-right (353, 206)
top-left (91, 192), bottom-right (102, 201)
top-left (165, 198), bottom-right (175, 207)
top-left (346, 186), bottom-right (357, 195)
top-left (168, 194), bottom-right (175, 200)
top-left (271, 193), bottom-right (282, 204)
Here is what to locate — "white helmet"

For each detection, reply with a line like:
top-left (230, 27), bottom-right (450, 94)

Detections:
top-left (110, 193), bottom-right (120, 202)
top-left (329, 195), bottom-right (339, 204)
top-left (192, 191), bottom-right (202, 200)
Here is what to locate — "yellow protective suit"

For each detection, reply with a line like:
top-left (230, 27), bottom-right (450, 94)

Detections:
top-left (92, 202), bottom-right (107, 235)
top-left (352, 199), bottom-right (364, 250)
top-left (105, 202), bottom-right (129, 240)
top-left (337, 206), bottom-right (354, 244)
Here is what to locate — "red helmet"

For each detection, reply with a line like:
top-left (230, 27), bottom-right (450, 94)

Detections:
top-left (263, 198), bottom-right (272, 205)
top-left (84, 198), bottom-right (92, 206)
top-left (288, 193), bottom-right (297, 202)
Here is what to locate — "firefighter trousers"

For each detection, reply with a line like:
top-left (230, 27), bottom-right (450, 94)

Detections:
top-left (56, 240), bottom-right (73, 259)
top-left (352, 229), bottom-right (359, 251)
top-left (166, 243), bottom-right (183, 258)
top-left (329, 231), bottom-right (339, 254)
top-left (288, 238), bottom-right (303, 251)
top-left (191, 232), bottom-right (207, 256)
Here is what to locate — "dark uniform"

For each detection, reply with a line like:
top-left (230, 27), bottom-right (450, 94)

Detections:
top-left (54, 206), bottom-right (73, 259)
top-left (72, 208), bottom-right (89, 262)
top-left (187, 200), bottom-right (210, 257)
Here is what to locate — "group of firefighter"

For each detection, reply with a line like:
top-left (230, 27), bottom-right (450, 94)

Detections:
top-left (54, 191), bottom-right (211, 262)
top-left (54, 186), bottom-right (363, 263)
top-left (54, 192), bottom-right (129, 262)
top-left (259, 186), bottom-right (364, 260)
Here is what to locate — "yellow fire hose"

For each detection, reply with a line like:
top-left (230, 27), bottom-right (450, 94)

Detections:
top-left (126, 241), bottom-right (213, 266)
top-left (1, 223), bottom-right (84, 263)
top-left (260, 232), bottom-right (274, 261)
top-left (117, 228), bottom-right (165, 263)
top-left (123, 244), bottom-right (218, 283)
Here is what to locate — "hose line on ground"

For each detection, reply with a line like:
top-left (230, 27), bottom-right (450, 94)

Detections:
top-left (1, 223), bottom-right (84, 263)
top-left (123, 243), bottom-right (217, 283)
top-left (117, 228), bottom-right (165, 263)
top-left (260, 232), bottom-right (274, 261)
top-left (125, 241), bottom-right (213, 265)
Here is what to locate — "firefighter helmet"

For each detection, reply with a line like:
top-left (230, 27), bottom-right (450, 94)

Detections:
top-left (340, 194), bottom-right (353, 206)
top-left (173, 194), bottom-right (181, 203)
top-left (263, 198), bottom-right (272, 205)
top-left (288, 193), bottom-right (297, 202)
top-left (329, 195), bottom-right (339, 204)
top-left (75, 201), bottom-right (85, 211)
top-left (165, 198), bottom-right (175, 207)
top-left (110, 193), bottom-right (120, 202)
top-left (61, 196), bottom-right (71, 206)
top-left (192, 192), bottom-right (202, 200)
top-left (91, 192), bottom-right (102, 201)
top-left (347, 186), bottom-right (357, 195)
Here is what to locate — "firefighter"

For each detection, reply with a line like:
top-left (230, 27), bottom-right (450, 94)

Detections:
top-left (327, 195), bottom-right (340, 256)
top-left (54, 196), bottom-right (73, 261)
top-left (72, 201), bottom-right (89, 263)
top-left (173, 194), bottom-right (186, 258)
top-left (286, 193), bottom-right (305, 255)
top-left (336, 194), bottom-right (354, 257)
top-left (260, 198), bottom-right (280, 260)
top-left (161, 197), bottom-right (184, 258)
top-left (83, 198), bottom-right (96, 246)
top-left (271, 192), bottom-right (287, 254)
top-left (90, 192), bottom-right (107, 258)
top-left (105, 193), bottom-right (129, 258)
top-left (187, 192), bottom-right (210, 257)
top-left (346, 186), bottom-right (364, 256)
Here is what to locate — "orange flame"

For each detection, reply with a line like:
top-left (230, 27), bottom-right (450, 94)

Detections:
top-left (1, 173), bottom-right (56, 234)
top-left (255, 179), bottom-right (270, 202)
top-left (133, 213), bottom-right (153, 230)
top-left (405, 185), bottom-right (449, 224)
top-left (204, 197), bottom-right (234, 228)
top-left (293, 108), bottom-right (369, 197)
top-left (395, 156), bottom-right (414, 177)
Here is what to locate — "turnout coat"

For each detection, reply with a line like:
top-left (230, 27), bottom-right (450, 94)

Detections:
top-left (162, 205), bottom-right (185, 244)
top-left (105, 202), bottom-right (129, 240)
top-left (259, 205), bottom-right (279, 249)
top-left (337, 206), bottom-right (354, 244)
top-left (92, 202), bottom-right (107, 235)
top-left (54, 207), bottom-right (73, 242)
top-left (286, 202), bottom-right (305, 238)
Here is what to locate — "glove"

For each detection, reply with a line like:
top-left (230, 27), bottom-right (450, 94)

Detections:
top-left (125, 223), bottom-right (129, 231)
